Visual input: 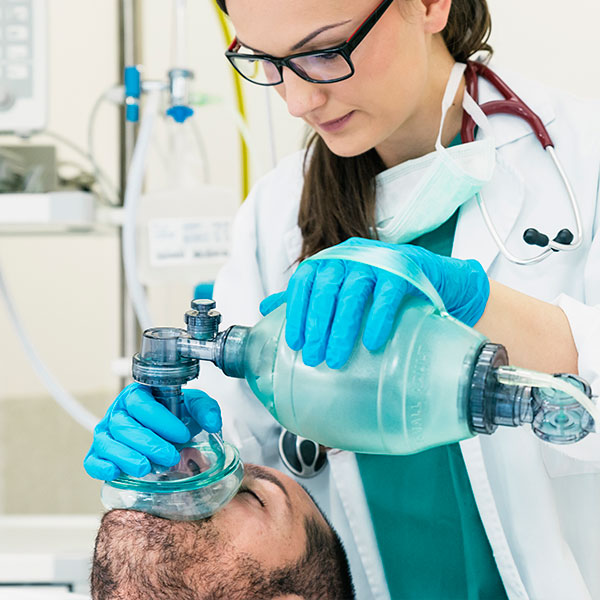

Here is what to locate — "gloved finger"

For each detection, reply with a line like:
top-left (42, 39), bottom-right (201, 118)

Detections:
top-left (326, 265), bottom-right (375, 369)
top-left (363, 272), bottom-right (411, 351)
top-left (303, 260), bottom-right (346, 367)
top-left (122, 385), bottom-right (190, 444)
top-left (260, 291), bottom-right (286, 316)
top-left (109, 410), bottom-right (181, 467)
top-left (93, 431), bottom-right (152, 478)
top-left (83, 452), bottom-right (120, 482)
top-left (285, 261), bottom-right (318, 351)
top-left (184, 390), bottom-right (222, 433)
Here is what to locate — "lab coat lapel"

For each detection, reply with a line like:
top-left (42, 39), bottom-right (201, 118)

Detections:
top-left (453, 153), bottom-right (525, 271)
top-left (283, 226), bottom-right (303, 266)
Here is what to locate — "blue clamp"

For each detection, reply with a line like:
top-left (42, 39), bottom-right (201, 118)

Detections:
top-left (167, 105), bottom-right (194, 123)
top-left (124, 65), bottom-right (141, 123)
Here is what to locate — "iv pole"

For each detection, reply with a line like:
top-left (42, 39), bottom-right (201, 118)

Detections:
top-left (118, 0), bottom-right (143, 386)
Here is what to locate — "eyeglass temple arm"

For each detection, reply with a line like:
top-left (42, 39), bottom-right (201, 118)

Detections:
top-left (346, 0), bottom-right (394, 51)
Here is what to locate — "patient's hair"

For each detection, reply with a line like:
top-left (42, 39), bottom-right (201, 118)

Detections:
top-left (91, 509), bottom-right (354, 600)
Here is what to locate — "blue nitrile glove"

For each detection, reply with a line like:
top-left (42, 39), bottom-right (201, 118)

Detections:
top-left (260, 237), bottom-right (490, 370)
top-left (83, 383), bottom-right (222, 481)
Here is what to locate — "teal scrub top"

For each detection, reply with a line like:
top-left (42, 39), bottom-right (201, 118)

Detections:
top-left (356, 137), bottom-right (508, 600)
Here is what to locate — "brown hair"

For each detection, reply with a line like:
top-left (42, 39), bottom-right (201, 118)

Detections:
top-left (216, 0), bottom-right (493, 261)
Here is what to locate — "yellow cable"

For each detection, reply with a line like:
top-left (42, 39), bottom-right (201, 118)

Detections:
top-left (212, 1), bottom-right (250, 201)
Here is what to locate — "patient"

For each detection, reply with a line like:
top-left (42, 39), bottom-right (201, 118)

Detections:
top-left (91, 463), bottom-right (355, 600)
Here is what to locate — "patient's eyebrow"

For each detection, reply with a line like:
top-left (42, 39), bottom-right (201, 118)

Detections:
top-left (256, 471), bottom-right (291, 504)
top-left (245, 465), bottom-right (292, 512)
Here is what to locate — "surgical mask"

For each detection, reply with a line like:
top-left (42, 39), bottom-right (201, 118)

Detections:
top-left (375, 62), bottom-right (496, 244)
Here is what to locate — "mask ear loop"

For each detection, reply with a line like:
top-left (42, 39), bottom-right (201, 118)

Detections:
top-left (435, 63), bottom-right (497, 183)
top-left (437, 62), bottom-right (496, 149)
top-left (435, 62), bottom-right (467, 152)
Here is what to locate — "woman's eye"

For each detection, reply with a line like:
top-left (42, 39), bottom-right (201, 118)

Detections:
top-left (314, 53), bottom-right (338, 62)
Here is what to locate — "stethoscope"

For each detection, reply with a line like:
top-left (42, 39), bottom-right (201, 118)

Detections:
top-left (461, 61), bottom-right (584, 266)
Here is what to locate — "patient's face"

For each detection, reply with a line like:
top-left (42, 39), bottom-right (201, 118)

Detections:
top-left (214, 463), bottom-right (326, 568)
top-left (92, 463), bottom-right (354, 600)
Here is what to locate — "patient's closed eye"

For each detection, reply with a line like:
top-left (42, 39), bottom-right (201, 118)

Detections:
top-left (238, 486), bottom-right (265, 507)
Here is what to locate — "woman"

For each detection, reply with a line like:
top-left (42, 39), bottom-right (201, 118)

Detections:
top-left (85, 1), bottom-right (600, 598)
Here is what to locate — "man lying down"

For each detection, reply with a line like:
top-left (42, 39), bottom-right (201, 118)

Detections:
top-left (91, 463), bottom-right (355, 600)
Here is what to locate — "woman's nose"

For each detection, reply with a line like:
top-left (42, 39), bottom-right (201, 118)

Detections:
top-left (279, 68), bottom-right (327, 119)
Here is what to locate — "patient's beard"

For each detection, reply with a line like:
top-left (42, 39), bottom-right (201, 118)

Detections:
top-left (90, 509), bottom-right (352, 600)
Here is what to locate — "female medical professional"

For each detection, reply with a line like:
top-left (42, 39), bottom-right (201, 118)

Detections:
top-left (85, 0), bottom-right (600, 598)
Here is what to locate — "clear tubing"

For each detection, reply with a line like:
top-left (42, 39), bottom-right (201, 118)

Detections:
top-left (86, 85), bottom-right (125, 206)
top-left (264, 87), bottom-right (278, 168)
top-left (228, 105), bottom-right (260, 181)
top-left (188, 117), bottom-right (211, 183)
top-left (173, 0), bottom-right (187, 68)
top-left (495, 365), bottom-right (598, 425)
top-left (43, 128), bottom-right (119, 206)
top-left (0, 265), bottom-right (99, 432)
top-left (186, 98), bottom-right (261, 186)
top-left (122, 89), bottom-right (162, 331)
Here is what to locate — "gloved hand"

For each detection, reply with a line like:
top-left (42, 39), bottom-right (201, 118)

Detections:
top-left (260, 237), bottom-right (490, 369)
top-left (83, 383), bottom-right (222, 481)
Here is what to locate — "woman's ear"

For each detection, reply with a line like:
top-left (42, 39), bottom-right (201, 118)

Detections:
top-left (420, 0), bottom-right (452, 34)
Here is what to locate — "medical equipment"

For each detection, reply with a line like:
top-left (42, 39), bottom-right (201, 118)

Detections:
top-left (0, 515), bottom-right (99, 594)
top-left (118, 0), bottom-right (265, 331)
top-left (271, 240), bottom-right (490, 371)
top-left (102, 438), bottom-right (243, 520)
top-left (462, 61), bottom-right (584, 265)
top-left (0, 265), bottom-right (98, 432)
top-left (0, 0), bottom-right (47, 133)
top-left (101, 323), bottom-right (243, 521)
top-left (0, 145), bottom-right (98, 232)
top-left (129, 244), bottom-right (595, 459)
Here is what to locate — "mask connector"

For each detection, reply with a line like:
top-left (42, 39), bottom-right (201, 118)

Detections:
top-left (469, 344), bottom-right (595, 444)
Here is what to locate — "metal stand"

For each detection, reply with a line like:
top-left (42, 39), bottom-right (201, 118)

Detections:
top-left (118, 0), bottom-right (143, 387)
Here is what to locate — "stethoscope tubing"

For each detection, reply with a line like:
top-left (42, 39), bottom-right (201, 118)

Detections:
top-left (462, 61), bottom-right (583, 264)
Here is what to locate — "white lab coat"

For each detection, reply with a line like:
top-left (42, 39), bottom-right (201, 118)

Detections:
top-left (199, 66), bottom-right (600, 600)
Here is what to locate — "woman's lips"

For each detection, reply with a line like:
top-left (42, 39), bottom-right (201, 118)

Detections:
top-left (317, 111), bottom-right (355, 133)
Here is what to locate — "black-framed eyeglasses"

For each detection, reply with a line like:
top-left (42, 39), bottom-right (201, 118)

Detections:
top-left (225, 0), bottom-right (394, 86)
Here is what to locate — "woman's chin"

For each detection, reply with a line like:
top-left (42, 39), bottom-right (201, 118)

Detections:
top-left (319, 134), bottom-right (376, 159)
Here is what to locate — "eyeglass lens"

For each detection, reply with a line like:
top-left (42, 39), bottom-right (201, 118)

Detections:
top-left (230, 51), bottom-right (352, 85)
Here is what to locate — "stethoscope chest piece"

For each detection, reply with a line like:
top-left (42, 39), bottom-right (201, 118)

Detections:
top-left (278, 429), bottom-right (328, 478)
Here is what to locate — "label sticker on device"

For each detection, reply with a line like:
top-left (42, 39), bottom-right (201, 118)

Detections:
top-left (148, 217), bottom-right (232, 267)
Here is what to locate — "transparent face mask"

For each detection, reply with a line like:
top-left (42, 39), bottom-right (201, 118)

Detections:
top-left (101, 431), bottom-right (244, 521)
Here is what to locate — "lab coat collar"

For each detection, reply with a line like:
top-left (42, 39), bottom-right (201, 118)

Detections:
top-left (452, 154), bottom-right (525, 271)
